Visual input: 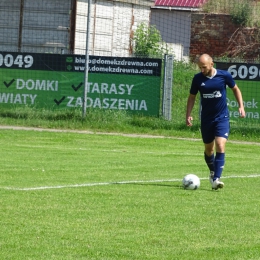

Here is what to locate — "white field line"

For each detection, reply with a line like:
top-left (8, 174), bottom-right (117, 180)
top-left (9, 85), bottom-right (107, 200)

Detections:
top-left (3, 174), bottom-right (260, 191)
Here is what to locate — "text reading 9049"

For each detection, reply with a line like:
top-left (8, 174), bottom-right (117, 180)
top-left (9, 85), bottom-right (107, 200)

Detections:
top-left (0, 54), bottom-right (33, 69)
top-left (228, 64), bottom-right (260, 81)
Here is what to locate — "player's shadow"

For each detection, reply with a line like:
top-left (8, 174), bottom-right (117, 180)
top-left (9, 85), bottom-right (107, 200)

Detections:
top-left (117, 182), bottom-right (214, 192)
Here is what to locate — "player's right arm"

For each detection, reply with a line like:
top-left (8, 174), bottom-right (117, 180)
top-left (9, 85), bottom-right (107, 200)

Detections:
top-left (186, 94), bottom-right (196, 126)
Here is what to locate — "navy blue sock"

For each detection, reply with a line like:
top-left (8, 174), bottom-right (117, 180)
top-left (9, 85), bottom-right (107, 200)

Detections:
top-left (204, 152), bottom-right (215, 172)
top-left (214, 152), bottom-right (225, 180)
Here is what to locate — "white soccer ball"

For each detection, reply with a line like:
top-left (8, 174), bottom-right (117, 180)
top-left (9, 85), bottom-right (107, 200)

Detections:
top-left (182, 174), bottom-right (200, 190)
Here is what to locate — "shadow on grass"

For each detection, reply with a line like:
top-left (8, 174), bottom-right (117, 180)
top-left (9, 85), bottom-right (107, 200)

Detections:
top-left (118, 182), bottom-right (218, 192)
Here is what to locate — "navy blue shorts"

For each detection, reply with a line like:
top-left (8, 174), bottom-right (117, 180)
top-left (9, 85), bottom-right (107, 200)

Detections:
top-left (201, 118), bottom-right (230, 144)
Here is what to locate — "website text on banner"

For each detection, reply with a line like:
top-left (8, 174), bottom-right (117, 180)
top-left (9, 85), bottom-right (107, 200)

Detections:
top-left (0, 52), bottom-right (162, 116)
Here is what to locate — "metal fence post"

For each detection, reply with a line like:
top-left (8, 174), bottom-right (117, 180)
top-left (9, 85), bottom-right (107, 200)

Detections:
top-left (162, 54), bottom-right (173, 120)
top-left (82, 0), bottom-right (92, 118)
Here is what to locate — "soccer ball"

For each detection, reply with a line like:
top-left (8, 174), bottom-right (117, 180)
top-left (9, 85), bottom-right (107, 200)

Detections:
top-left (182, 174), bottom-right (200, 190)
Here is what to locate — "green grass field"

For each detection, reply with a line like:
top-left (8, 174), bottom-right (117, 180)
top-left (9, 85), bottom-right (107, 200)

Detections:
top-left (1, 127), bottom-right (260, 259)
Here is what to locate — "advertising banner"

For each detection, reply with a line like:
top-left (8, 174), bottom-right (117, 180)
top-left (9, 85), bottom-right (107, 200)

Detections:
top-left (0, 52), bottom-right (162, 116)
top-left (216, 62), bottom-right (260, 121)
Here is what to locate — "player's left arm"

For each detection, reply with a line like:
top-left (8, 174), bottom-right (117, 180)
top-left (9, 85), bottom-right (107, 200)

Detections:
top-left (231, 84), bottom-right (246, 118)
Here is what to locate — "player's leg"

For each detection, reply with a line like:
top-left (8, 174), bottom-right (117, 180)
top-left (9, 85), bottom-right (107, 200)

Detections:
top-left (204, 142), bottom-right (215, 186)
top-left (214, 136), bottom-right (227, 180)
top-left (204, 142), bottom-right (215, 171)
top-left (201, 121), bottom-right (216, 185)
top-left (210, 137), bottom-right (226, 189)
top-left (211, 119), bottom-right (230, 189)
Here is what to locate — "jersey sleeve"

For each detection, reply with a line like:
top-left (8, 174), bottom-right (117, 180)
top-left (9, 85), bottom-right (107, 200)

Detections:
top-left (225, 71), bottom-right (236, 88)
top-left (189, 74), bottom-right (199, 95)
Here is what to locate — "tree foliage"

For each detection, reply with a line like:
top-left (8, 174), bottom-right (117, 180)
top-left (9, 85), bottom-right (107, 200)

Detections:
top-left (132, 22), bottom-right (168, 58)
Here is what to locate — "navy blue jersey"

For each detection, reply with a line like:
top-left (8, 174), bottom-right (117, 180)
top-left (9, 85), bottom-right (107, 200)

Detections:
top-left (190, 69), bottom-right (235, 122)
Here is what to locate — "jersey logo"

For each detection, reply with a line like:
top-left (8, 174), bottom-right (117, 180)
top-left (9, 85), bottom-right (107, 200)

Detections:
top-left (202, 91), bottom-right (222, 99)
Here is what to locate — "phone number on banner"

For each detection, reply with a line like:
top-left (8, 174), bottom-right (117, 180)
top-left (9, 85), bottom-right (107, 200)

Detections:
top-left (228, 64), bottom-right (260, 81)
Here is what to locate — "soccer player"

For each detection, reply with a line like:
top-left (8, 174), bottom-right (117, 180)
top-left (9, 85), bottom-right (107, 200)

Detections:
top-left (186, 54), bottom-right (245, 190)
